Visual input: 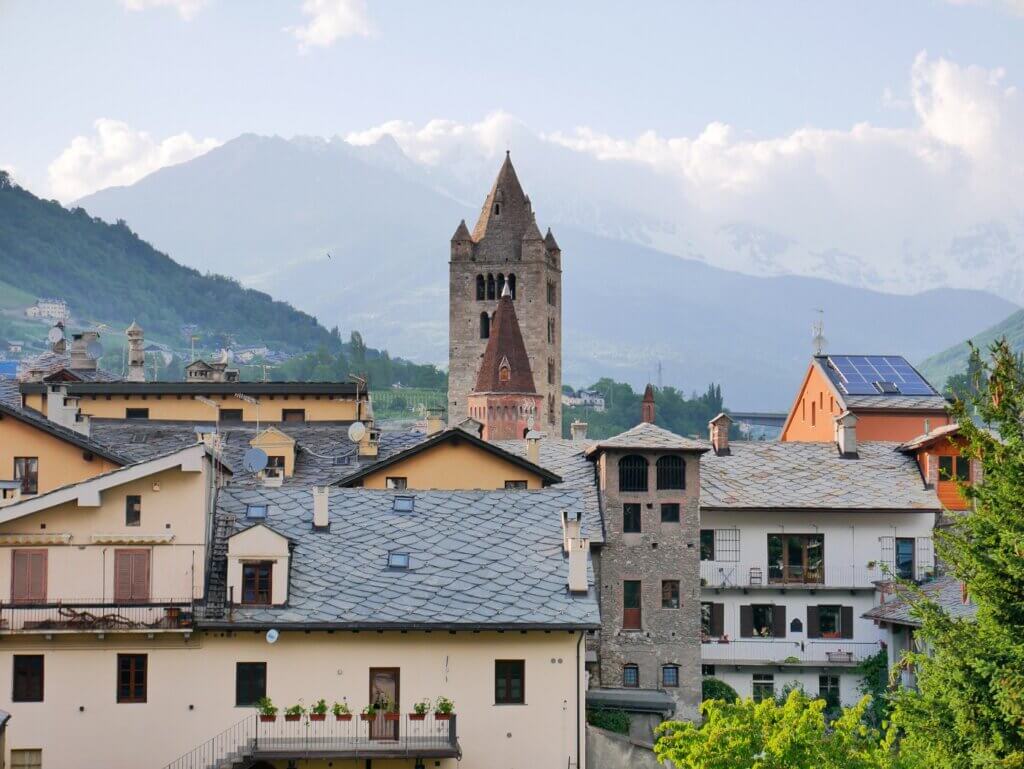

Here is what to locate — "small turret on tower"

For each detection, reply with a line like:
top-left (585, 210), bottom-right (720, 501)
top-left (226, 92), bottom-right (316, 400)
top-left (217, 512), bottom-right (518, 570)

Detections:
top-left (126, 320), bottom-right (146, 382)
top-left (642, 384), bottom-right (656, 424)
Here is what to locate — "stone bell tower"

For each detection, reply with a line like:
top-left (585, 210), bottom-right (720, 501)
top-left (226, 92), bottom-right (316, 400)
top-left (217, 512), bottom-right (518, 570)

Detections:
top-left (448, 153), bottom-right (562, 432)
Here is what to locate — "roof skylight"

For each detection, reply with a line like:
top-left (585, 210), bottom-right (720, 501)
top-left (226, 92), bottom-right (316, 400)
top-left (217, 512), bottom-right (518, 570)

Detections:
top-left (387, 552), bottom-right (410, 569)
top-left (393, 496), bottom-right (415, 513)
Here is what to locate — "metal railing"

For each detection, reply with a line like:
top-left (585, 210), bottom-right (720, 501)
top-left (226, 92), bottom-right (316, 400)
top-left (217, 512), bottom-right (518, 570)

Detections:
top-left (0, 599), bottom-right (195, 632)
top-left (700, 561), bottom-right (886, 590)
top-left (163, 714), bottom-right (256, 769)
top-left (701, 638), bottom-right (881, 665)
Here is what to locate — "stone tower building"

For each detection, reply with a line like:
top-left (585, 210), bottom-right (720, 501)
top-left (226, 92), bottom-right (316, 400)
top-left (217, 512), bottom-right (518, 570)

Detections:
top-left (448, 153), bottom-right (562, 432)
top-left (126, 320), bottom-right (146, 383)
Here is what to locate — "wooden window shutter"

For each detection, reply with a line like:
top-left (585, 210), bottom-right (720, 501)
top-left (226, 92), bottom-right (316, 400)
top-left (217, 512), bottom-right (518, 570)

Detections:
top-left (711, 603), bottom-right (724, 637)
top-left (841, 606), bottom-right (854, 639)
top-left (12, 550), bottom-right (46, 603)
top-left (772, 605), bottom-right (787, 638)
top-left (739, 605), bottom-right (753, 638)
top-left (114, 550), bottom-right (150, 603)
top-left (807, 606), bottom-right (820, 638)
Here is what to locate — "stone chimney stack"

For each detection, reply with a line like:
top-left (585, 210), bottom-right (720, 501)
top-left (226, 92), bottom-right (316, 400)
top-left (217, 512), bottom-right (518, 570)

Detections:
top-left (641, 384), bottom-right (656, 424)
top-left (835, 411), bottom-right (858, 458)
top-left (425, 408), bottom-right (446, 436)
top-left (312, 486), bottom-right (330, 529)
top-left (69, 331), bottom-right (100, 371)
top-left (570, 420), bottom-right (588, 442)
top-left (526, 430), bottom-right (542, 465)
top-left (709, 412), bottom-right (733, 456)
top-left (126, 321), bottom-right (146, 382)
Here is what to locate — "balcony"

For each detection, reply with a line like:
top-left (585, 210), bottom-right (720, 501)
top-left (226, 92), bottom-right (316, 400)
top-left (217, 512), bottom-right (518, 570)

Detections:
top-left (163, 714), bottom-right (461, 769)
top-left (0, 599), bottom-right (195, 634)
top-left (701, 638), bottom-right (881, 666)
top-left (701, 561), bottom-right (884, 590)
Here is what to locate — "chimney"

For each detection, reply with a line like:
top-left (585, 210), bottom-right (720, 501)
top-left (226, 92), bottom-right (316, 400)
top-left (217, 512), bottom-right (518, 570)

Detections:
top-left (708, 412), bottom-right (732, 456)
top-left (69, 331), bottom-right (100, 371)
top-left (526, 429), bottom-right (542, 465)
top-left (425, 408), bottom-right (445, 436)
top-left (358, 428), bottom-right (380, 458)
top-left (925, 453), bottom-right (939, 489)
top-left (126, 321), bottom-right (146, 383)
top-left (312, 486), bottom-right (330, 529)
top-left (641, 384), bottom-right (655, 424)
top-left (46, 384), bottom-right (91, 436)
top-left (835, 411), bottom-right (858, 457)
top-left (562, 509), bottom-right (582, 553)
top-left (570, 420), bottom-right (588, 442)
top-left (562, 511), bottom-right (588, 594)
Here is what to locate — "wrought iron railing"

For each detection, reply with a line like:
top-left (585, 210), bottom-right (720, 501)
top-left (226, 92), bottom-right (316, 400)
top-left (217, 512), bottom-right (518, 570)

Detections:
top-left (163, 714), bottom-right (256, 769)
top-left (701, 638), bottom-right (881, 665)
top-left (0, 599), bottom-right (195, 632)
top-left (701, 561), bottom-right (886, 589)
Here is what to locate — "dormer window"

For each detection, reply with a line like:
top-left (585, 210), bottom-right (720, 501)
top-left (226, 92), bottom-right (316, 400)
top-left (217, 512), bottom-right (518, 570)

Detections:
top-left (499, 365), bottom-right (511, 383)
top-left (387, 552), bottom-right (410, 569)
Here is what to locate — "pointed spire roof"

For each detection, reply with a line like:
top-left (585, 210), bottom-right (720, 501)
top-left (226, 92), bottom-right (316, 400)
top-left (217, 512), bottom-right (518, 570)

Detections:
top-left (451, 219), bottom-right (472, 242)
top-left (544, 227), bottom-right (560, 251)
top-left (472, 152), bottom-right (532, 242)
top-left (126, 320), bottom-right (142, 334)
top-left (643, 384), bottom-right (655, 403)
top-left (523, 215), bottom-right (543, 242)
top-left (474, 287), bottom-right (536, 394)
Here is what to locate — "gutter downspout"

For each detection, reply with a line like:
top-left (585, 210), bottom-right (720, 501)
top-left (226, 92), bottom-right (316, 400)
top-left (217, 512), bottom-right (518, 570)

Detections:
top-left (577, 629), bottom-right (583, 769)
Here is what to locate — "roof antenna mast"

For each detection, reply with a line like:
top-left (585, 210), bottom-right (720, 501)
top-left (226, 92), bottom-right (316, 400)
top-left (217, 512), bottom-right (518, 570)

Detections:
top-left (812, 309), bottom-right (827, 356)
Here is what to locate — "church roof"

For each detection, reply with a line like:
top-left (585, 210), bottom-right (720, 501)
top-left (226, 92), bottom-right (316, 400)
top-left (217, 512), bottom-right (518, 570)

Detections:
top-left (474, 285), bottom-right (537, 395)
top-left (451, 219), bottom-right (472, 242)
top-left (544, 228), bottom-right (560, 251)
top-left (471, 152), bottom-right (532, 242)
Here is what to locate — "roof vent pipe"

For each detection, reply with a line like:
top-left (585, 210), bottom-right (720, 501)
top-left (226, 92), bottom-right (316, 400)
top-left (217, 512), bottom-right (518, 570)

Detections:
top-left (312, 486), bottom-right (329, 529)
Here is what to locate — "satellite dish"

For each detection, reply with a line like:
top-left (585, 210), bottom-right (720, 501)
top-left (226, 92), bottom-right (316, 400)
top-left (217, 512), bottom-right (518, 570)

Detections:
top-left (86, 340), bottom-right (104, 360)
top-left (347, 421), bottom-right (367, 443)
top-left (265, 628), bottom-right (279, 644)
top-left (242, 448), bottom-right (269, 474)
top-left (47, 327), bottom-right (64, 344)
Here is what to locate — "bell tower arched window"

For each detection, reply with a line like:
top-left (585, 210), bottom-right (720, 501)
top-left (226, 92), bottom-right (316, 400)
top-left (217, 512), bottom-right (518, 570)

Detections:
top-left (656, 456), bottom-right (685, 490)
top-left (480, 312), bottom-right (490, 339)
top-left (476, 275), bottom-right (485, 301)
top-left (487, 274), bottom-right (496, 300)
top-left (619, 455), bottom-right (649, 492)
top-left (497, 273), bottom-right (505, 297)
top-left (508, 273), bottom-right (516, 299)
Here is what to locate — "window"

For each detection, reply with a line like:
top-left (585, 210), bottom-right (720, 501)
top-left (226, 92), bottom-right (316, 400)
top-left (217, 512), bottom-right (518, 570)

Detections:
top-left (236, 662), bottom-right (267, 707)
top-left (241, 562), bottom-right (273, 605)
top-left (716, 529), bottom-right (740, 562)
top-left (125, 408), bottom-right (149, 419)
top-left (264, 456), bottom-right (285, 479)
top-left (661, 503), bottom-right (680, 523)
top-left (547, 358), bottom-right (554, 385)
top-left (507, 273), bottom-right (516, 299)
top-left (702, 602), bottom-right (724, 637)
top-left (504, 480), bottom-right (528, 490)
top-left (114, 550), bottom-right (150, 603)
top-left (618, 455), bottom-right (648, 492)
top-left (245, 504), bottom-right (267, 520)
top-left (546, 280), bottom-right (556, 305)
top-left (495, 660), bottom-right (525, 704)
top-left (12, 655), bottom-right (43, 702)
top-left (496, 273), bottom-right (505, 296)
top-left (623, 580), bottom-right (642, 630)
top-left (480, 312), bottom-right (491, 339)
top-left (13, 457), bottom-right (38, 495)
top-left (548, 394), bottom-right (555, 425)
top-left (768, 533), bottom-right (824, 583)
top-left (547, 318), bottom-right (555, 344)
top-left (499, 364), bottom-right (510, 382)
top-left (386, 477), bottom-right (408, 490)
top-left (117, 653), bottom-right (147, 703)
top-left (742, 604), bottom-right (782, 638)
top-left (11, 550), bottom-right (47, 603)
top-left (282, 409), bottom-right (305, 423)
top-left (476, 274), bottom-right (485, 301)
top-left (662, 665), bottom-right (679, 687)
top-left (938, 455), bottom-right (971, 482)
top-left (623, 504), bottom-right (642, 533)
top-left (819, 605), bottom-right (842, 638)
top-left (700, 530), bottom-right (715, 560)
top-left (221, 409), bottom-right (243, 423)
top-left (895, 537), bottom-right (915, 580)
top-left (656, 456), bottom-right (685, 490)
top-left (661, 580), bottom-right (680, 609)
top-left (487, 274), bottom-right (496, 300)
top-left (809, 605), bottom-right (853, 639)
top-left (819, 675), bottom-right (841, 709)
top-left (701, 665), bottom-right (716, 676)
top-left (752, 673), bottom-right (774, 703)
top-left (10, 750), bottom-right (42, 769)
top-left (125, 495), bottom-right (141, 527)
top-left (622, 664), bottom-right (639, 688)
top-left (387, 552), bottom-right (410, 569)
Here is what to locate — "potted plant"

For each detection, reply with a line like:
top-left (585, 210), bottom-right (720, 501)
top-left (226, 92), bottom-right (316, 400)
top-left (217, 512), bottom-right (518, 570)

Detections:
top-left (360, 704), bottom-right (377, 722)
top-left (257, 697), bottom-right (278, 723)
top-left (434, 696), bottom-right (454, 721)
top-left (332, 701), bottom-right (352, 721)
top-left (284, 703), bottom-right (305, 722)
top-left (310, 698), bottom-right (328, 721)
top-left (410, 699), bottom-right (430, 721)
top-left (383, 696), bottom-right (400, 722)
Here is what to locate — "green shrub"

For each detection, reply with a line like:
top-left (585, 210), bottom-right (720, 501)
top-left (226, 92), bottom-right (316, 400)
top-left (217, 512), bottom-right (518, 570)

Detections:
top-left (701, 677), bottom-right (739, 703)
top-left (587, 707), bottom-right (631, 734)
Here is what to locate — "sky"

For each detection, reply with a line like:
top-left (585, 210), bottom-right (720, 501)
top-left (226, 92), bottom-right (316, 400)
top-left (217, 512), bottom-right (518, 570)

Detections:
top-left (2, 0), bottom-right (1024, 202)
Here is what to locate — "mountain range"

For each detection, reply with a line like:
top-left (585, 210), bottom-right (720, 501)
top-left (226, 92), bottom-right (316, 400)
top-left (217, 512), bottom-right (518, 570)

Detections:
top-left (76, 134), bottom-right (1019, 410)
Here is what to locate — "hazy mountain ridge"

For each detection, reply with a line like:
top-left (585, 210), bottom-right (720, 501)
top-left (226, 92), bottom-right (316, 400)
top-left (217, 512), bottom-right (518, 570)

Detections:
top-left (76, 135), bottom-right (1020, 409)
top-left (919, 309), bottom-right (1024, 391)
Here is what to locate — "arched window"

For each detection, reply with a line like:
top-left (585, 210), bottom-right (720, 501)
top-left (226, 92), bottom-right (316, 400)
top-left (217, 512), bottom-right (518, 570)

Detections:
top-left (548, 394), bottom-right (555, 424)
top-left (487, 274), bottom-right (496, 300)
top-left (619, 455), bottom-right (648, 492)
top-left (623, 664), bottom-right (639, 688)
top-left (476, 274), bottom-right (485, 300)
top-left (508, 273), bottom-right (516, 299)
top-left (497, 273), bottom-right (505, 297)
top-left (480, 312), bottom-right (490, 339)
top-left (656, 456), bottom-right (685, 490)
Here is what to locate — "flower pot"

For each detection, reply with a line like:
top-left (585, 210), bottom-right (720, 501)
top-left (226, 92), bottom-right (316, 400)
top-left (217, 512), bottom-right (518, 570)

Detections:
top-left (335, 713), bottom-right (352, 721)
top-left (409, 713), bottom-right (426, 721)
top-left (285, 715), bottom-right (301, 722)
top-left (434, 713), bottom-right (452, 721)
top-left (259, 715), bottom-right (277, 723)
top-left (384, 712), bottom-right (400, 722)
top-left (360, 713), bottom-right (376, 722)
top-left (310, 713), bottom-right (326, 721)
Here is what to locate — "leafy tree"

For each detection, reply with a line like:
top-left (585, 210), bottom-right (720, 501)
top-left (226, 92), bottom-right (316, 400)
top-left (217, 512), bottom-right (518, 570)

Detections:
top-left (586, 708), bottom-right (631, 734)
top-left (888, 340), bottom-right (1024, 769)
top-left (701, 677), bottom-right (739, 703)
top-left (655, 691), bottom-right (891, 769)
top-left (856, 649), bottom-right (890, 728)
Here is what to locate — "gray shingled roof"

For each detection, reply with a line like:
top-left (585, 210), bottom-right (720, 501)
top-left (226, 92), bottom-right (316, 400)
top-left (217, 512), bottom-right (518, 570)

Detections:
top-left (701, 440), bottom-right (940, 510)
top-left (204, 487), bottom-right (599, 630)
top-left (0, 400), bottom-right (131, 465)
top-left (583, 422), bottom-right (709, 456)
top-left (862, 575), bottom-right (977, 627)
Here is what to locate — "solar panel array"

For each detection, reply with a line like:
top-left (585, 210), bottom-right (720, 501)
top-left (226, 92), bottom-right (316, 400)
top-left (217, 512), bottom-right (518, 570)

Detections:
top-left (826, 355), bottom-right (936, 396)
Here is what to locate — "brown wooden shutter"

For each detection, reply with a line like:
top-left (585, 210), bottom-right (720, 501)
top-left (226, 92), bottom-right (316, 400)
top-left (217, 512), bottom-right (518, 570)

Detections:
top-left (114, 550), bottom-right (150, 603)
top-left (807, 606), bottom-right (820, 638)
top-left (772, 605), bottom-right (787, 638)
top-left (841, 606), bottom-right (854, 639)
top-left (711, 603), bottom-right (724, 637)
top-left (12, 550), bottom-right (46, 603)
top-left (740, 605), bottom-right (753, 638)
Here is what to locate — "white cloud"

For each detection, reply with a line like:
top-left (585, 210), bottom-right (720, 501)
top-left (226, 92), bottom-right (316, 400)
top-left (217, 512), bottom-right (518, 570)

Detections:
top-left (290, 0), bottom-right (372, 50)
top-left (118, 0), bottom-right (208, 20)
top-left (48, 119), bottom-right (220, 201)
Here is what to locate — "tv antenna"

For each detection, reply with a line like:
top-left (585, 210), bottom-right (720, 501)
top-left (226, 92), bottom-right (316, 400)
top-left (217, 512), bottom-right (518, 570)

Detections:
top-left (86, 340), bottom-right (104, 361)
top-left (812, 309), bottom-right (827, 356)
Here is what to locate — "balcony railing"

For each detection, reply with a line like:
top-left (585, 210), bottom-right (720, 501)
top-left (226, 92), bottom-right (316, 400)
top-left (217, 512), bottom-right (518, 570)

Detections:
top-left (163, 714), bottom-right (461, 769)
top-left (701, 561), bottom-right (886, 590)
top-left (701, 638), bottom-right (881, 665)
top-left (0, 599), bottom-right (195, 633)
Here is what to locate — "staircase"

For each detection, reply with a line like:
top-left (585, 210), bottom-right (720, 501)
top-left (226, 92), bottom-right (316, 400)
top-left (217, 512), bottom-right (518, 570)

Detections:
top-left (162, 715), bottom-right (257, 769)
